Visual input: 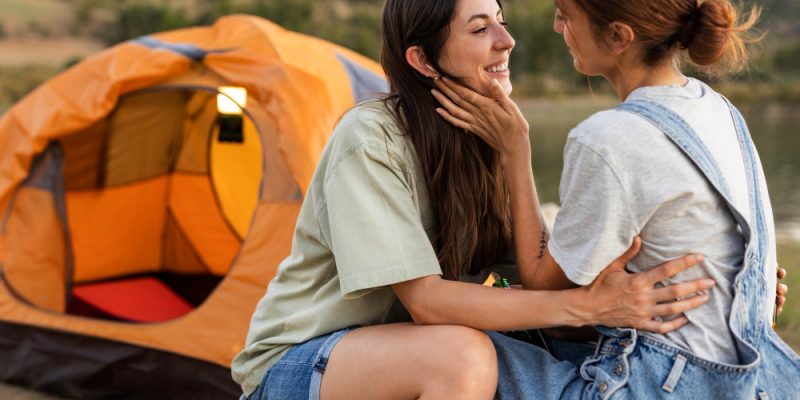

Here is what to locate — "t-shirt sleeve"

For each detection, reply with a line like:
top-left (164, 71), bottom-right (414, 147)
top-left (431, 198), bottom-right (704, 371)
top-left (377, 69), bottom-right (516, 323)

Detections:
top-left (323, 139), bottom-right (442, 298)
top-left (548, 138), bottom-right (639, 286)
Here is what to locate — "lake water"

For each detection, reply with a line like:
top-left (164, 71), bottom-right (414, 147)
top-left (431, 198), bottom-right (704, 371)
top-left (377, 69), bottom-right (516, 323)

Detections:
top-left (518, 97), bottom-right (800, 243)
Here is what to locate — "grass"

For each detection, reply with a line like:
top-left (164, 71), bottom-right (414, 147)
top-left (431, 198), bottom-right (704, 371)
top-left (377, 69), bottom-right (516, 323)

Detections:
top-left (0, 0), bottom-right (70, 27)
top-left (776, 240), bottom-right (800, 351)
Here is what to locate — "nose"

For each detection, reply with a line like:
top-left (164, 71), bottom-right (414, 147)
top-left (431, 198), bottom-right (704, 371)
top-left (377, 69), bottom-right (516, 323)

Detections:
top-left (494, 24), bottom-right (515, 52)
top-left (554, 11), bottom-right (565, 33)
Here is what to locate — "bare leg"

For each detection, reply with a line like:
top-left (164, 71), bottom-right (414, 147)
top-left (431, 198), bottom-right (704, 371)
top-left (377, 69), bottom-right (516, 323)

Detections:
top-left (320, 323), bottom-right (498, 400)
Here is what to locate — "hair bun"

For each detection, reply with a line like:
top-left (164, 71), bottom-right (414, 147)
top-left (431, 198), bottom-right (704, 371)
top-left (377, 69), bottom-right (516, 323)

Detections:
top-left (686, 0), bottom-right (735, 66)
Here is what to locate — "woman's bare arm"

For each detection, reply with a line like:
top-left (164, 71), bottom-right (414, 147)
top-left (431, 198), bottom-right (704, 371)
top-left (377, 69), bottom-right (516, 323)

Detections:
top-left (392, 245), bottom-right (714, 333)
top-left (432, 77), bottom-right (550, 284)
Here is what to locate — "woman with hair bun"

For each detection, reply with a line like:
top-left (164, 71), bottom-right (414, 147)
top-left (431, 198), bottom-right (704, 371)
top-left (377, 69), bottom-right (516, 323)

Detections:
top-left (435, 0), bottom-right (798, 397)
top-left (232, 0), bottom-right (726, 399)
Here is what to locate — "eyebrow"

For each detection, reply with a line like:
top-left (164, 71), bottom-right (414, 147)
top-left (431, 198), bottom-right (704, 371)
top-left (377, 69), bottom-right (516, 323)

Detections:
top-left (466, 9), bottom-right (504, 25)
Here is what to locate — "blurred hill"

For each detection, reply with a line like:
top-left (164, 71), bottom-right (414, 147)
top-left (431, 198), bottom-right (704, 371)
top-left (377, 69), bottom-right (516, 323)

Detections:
top-left (1, 0), bottom-right (799, 112)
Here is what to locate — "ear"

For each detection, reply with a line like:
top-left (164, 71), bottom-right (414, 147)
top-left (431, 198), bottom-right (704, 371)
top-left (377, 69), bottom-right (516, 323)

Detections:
top-left (405, 46), bottom-right (440, 78)
top-left (607, 22), bottom-right (635, 55)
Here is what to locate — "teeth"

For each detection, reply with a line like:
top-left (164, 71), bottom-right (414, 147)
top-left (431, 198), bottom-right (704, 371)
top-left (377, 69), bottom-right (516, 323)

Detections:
top-left (486, 63), bottom-right (508, 73)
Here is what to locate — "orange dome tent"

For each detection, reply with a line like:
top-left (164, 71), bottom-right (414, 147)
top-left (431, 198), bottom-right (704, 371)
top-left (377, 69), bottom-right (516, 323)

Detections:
top-left (0, 15), bottom-right (387, 399)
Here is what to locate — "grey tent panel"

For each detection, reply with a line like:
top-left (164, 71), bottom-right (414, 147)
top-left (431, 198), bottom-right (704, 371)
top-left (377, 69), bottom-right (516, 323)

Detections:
top-left (335, 52), bottom-right (389, 103)
top-left (134, 36), bottom-right (208, 61)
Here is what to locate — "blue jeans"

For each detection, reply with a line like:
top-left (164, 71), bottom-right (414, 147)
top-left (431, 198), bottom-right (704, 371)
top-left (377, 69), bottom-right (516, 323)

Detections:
top-left (245, 329), bottom-right (351, 400)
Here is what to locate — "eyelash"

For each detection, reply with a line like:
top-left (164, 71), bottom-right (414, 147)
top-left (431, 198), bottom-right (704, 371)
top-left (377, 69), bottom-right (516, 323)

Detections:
top-left (473, 22), bottom-right (510, 34)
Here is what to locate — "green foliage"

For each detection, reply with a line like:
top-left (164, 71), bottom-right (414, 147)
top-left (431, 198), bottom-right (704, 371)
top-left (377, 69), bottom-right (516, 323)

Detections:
top-left (776, 241), bottom-right (800, 351)
top-left (0, 65), bottom-right (60, 112)
top-left (315, 6), bottom-right (383, 60)
top-left (772, 42), bottom-right (800, 77)
top-left (243, 0), bottom-right (314, 32)
top-left (0, 0), bottom-right (795, 106)
top-left (26, 20), bottom-right (51, 38)
top-left (105, 3), bottom-right (193, 45)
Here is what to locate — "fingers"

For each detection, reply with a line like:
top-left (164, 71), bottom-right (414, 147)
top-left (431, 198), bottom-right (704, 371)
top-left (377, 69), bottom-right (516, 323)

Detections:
top-left (778, 283), bottom-right (789, 296)
top-left (652, 278), bottom-right (716, 302)
top-left (643, 253), bottom-right (704, 285)
top-left (650, 293), bottom-right (710, 318)
top-left (488, 79), bottom-right (515, 111)
top-left (777, 267), bottom-right (787, 280)
top-left (431, 89), bottom-right (473, 123)
top-left (637, 316), bottom-right (689, 334)
top-left (435, 108), bottom-right (471, 131)
top-left (776, 282), bottom-right (788, 317)
top-left (433, 78), bottom-right (482, 114)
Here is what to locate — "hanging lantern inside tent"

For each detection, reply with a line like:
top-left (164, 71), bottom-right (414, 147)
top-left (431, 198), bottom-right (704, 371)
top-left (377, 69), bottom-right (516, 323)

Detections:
top-left (217, 86), bottom-right (247, 143)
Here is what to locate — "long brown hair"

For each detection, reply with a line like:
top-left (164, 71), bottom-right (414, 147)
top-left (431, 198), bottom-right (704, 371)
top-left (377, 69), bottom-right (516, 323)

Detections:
top-left (572, 0), bottom-right (760, 72)
top-left (380, 0), bottom-right (512, 280)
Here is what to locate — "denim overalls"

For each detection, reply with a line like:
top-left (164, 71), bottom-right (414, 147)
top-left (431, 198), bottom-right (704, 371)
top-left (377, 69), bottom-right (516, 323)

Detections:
top-left (489, 97), bottom-right (800, 399)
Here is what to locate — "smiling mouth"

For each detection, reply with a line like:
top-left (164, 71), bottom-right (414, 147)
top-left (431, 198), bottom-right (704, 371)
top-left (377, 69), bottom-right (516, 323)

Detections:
top-left (485, 63), bottom-right (508, 73)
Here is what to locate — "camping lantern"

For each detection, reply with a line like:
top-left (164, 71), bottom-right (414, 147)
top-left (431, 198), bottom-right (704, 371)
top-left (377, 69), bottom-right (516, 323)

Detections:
top-left (217, 86), bottom-right (247, 143)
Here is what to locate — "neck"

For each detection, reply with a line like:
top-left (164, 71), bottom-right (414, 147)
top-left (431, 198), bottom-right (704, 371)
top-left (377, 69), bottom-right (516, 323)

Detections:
top-left (605, 58), bottom-right (688, 101)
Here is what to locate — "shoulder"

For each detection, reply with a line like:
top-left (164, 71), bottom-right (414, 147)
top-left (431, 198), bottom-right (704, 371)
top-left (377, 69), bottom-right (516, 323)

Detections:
top-left (332, 100), bottom-right (412, 156)
top-left (326, 100), bottom-right (417, 176)
top-left (567, 108), bottom-right (660, 151)
top-left (333, 100), bottom-right (399, 147)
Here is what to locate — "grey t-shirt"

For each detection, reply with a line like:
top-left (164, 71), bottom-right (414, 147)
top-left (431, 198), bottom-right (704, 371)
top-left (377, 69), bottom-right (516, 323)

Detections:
top-left (548, 78), bottom-right (778, 364)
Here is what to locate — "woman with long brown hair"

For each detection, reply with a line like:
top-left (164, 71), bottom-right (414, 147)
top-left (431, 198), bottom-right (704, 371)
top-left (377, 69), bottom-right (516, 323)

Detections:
top-left (434, 0), bottom-right (798, 397)
top-left (231, 0), bottom-right (716, 399)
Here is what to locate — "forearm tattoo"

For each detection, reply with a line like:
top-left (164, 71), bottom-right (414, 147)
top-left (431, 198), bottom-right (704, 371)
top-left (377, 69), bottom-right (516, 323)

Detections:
top-left (537, 228), bottom-right (548, 259)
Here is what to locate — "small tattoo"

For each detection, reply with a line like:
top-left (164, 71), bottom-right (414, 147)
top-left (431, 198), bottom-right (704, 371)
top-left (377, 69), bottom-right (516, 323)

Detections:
top-left (537, 229), bottom-right (547, 259)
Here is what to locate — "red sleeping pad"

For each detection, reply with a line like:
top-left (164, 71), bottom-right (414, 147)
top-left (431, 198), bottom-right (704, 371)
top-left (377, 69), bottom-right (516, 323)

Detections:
top-left (71, 276), bottom-right (193, 323)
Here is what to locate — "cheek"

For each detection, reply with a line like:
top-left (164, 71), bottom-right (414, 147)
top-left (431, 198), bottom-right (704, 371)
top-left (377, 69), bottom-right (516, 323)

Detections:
top-left (441, 41), bottom-right (484, 74)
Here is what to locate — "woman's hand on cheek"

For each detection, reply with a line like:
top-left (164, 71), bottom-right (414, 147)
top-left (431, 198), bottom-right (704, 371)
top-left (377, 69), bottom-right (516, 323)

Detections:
top-left (432, 77), bottom-right (530, 165)
top-left (578, 237), bottom-right (716, 333)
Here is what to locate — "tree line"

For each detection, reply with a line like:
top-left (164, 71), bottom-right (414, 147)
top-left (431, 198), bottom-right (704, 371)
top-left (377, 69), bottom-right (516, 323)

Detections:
top-left (65, 0), bottom-right (799, 97)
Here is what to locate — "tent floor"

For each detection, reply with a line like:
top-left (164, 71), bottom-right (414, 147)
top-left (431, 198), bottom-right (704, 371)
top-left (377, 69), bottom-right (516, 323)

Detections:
top-left (66, 272), bottom-right (223, 322)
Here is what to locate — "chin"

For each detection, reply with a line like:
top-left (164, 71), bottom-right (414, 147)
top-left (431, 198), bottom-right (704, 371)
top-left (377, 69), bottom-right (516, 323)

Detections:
top-left (502, 81), bottom-right (513, 95)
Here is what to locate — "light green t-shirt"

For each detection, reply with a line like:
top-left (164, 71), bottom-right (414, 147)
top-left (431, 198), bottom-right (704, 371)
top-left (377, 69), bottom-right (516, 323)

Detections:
top-left (232, 101), bottom-right (446, 395)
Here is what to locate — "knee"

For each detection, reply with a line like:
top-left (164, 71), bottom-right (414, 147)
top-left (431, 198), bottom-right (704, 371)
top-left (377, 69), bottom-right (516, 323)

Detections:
top-left (432, 327), bottom-right (498, 398)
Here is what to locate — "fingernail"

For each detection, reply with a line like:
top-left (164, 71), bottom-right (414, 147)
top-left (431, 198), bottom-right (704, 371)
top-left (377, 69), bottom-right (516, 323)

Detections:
top-left (705, 279), bottom-right (716, 286)
top-left (692, 254), bottom-right (705, 263)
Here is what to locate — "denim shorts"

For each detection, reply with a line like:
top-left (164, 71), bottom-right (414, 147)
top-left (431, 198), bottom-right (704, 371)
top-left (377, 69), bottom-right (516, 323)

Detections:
top-left (246, 329), bottom-right (352, 400)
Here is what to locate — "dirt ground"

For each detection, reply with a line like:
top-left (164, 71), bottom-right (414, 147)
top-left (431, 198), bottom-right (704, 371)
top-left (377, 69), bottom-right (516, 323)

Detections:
top-left (0, 38), bottom-right (103, 67)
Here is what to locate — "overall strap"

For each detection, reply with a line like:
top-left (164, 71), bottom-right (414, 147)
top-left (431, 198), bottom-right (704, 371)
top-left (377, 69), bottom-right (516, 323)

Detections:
top-left (617, 98), bottom-right (772, 344)
top-left (722, 98), bottom-right (768, 264)
top-left (616, 100), bottom-right (752, 243)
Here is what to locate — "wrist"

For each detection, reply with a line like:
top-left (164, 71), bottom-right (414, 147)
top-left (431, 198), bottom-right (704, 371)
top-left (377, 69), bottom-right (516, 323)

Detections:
top-left (500, 150), bottom-right (531, 172)
top-left (561, 287), bottom-right (593, 328)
